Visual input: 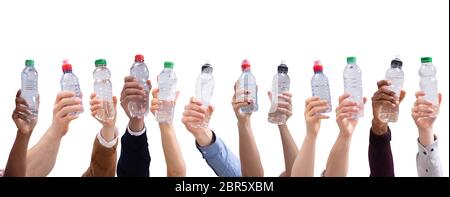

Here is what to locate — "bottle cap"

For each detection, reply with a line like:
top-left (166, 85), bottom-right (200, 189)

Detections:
top-left (201, 61), bottom-right (212, 72)
top-left (62, 62), bottom-right (72, 73)
top-left (278, 60), bottom-right (288, 73)
top-left (313, 60), bottom-right (323, 72)
top-left (164, 61), bottom-right (174, 68)
top-left (25, 59), bottom-right (34, 67)
top-left (241, 59), bottom-right (250, 70)
top-left (347, 56), bottom-right (356, 64)
top-left (135, 54), bottom-right (144, 62)
top-left (421, 57), bottom-right (432, 63)
top-left (95, 59), bottom-right (107, 67)
top-left (391, 57), bottom-right (403, 68)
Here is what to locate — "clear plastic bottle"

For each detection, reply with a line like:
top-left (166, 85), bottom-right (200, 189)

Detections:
top-left (156, 61), bottom-right (177, 123)
top-left (311, 60), bottom-right (332, 113)
top-left (192, 61), bottom-right (215, 128)
top-left (238, 59), bottom-right (258, 113)
top-left (60, 60), bottom-right (83, 115)
top-left (379, 57), bottom-right (404, 122)
top-left (268, 60), bottom-right (290, 125)
top-left (419, 57), bottom-right (438, 105)
top-left (93, 59), bottom-right (115, 121)
top-left (343, 56), bottom-right (364, 119)
top-left (129, 54), bottom-right (150, 118)
top-left (21, 59), bottom-right (39, 118)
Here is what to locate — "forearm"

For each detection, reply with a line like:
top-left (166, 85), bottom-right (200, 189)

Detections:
top-left (159, 123), bottom-right (186, 177)
top-left (238, 121), bottom-right (263, 177)
top-left (26, 127), bottom-right (62, 176)
top-left (278, 124), bottom-right (298, 176)
top-left (324, 134), bottom-right (352, 177)
top-left (4, 131), bottom-right (31, 177)
top-left (291, 133), bottom-right (317, 177)
top-left (117, 126), bottom-right (150, 177)
top-left (368, 127), bottom-right (394, 177)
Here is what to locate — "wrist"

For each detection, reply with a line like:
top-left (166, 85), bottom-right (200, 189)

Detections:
top-left (237, 119), bottom-right (251, 127)
top-left (16, 130), bottom-right (32, 140)
top-left (129, 118), bottom-right (144, 132)
top-left (194, 128), bottom-right (214, 147)
top-left (371, 119), bottom-right (388, 135)
top-left (418, 128), bottom-right (434, 146)
top-left (49, 122), bottom-right (66, 139)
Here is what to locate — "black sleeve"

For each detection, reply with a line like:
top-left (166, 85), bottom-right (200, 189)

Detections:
top-left (117, 128), bottom-right (151, 177)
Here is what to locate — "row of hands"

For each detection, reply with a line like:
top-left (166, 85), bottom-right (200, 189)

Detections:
top-left (12, 77), bottom-right (441, 147)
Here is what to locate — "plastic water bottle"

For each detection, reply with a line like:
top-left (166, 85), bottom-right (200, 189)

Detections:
top-left (60, 60), bottom-right (83, 115)
top-left (129, 54), bottom-right (150, 118)
top-left (93, 59), bottom-right (115, 121)
top-left (237, 59), bottom-right (258, 113)
top-left (156, 61), bottom-right (177, 123)
top-left (343, 56), bottom-right (363, 119)
top-left (419, 57), bottom-right (438, 105)
top-left (193, 61), bottom-right (215, 128)
top-left (268, 60), bottom-right (290, 125)
top-left (21, 59), bottom-right (39, 118)
top-left (379, 57), bottom-right (404, 122)
top-left (311, 60), bottom-right (332, 113)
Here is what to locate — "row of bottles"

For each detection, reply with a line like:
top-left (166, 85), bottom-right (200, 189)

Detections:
top-left (19, 56), bottom-right (439, 127)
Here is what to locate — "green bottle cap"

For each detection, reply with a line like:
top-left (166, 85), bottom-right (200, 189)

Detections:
top-left (25, 59), bottom-right (34, 67)
top-left (164, 61), bottom-right (174, 68)
top-left (347, 56), bottom-right (356, 64)
top-left (421, 57), bottom-right (432, 63)
top-left (95, 59), bottom-right (107, 67)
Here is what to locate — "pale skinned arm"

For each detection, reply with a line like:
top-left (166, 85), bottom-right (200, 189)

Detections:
top-left (232, 81), bottom-right (263, 177)
top-left (26, 91), bottom-right (83, 176)
top-left (151, 88), bottom-right (186, 177)
top-left (291, 96), bottom-right (330, 177)
top-left (324, 94), bottom-right (366, 177)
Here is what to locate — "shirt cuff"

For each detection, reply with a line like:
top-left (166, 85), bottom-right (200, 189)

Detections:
top-left (417, 135), bottom-right (439, 157)
top-left (196, 131), bottom-right (222, 159)
top-left (127, 124), bottom-right (146, 136)
top-left (97, 127), bottom-right (119, 149)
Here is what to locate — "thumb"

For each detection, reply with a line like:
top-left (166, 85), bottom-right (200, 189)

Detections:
top-left (208, 105), bottom-right (215, 116)
top-left (112, 96), bottom-right (118, 108)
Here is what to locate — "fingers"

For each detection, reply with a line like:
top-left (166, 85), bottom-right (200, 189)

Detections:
top-left (56, 105), bottom-right (83, 119)
top-left (190, 97), bottom-right (202, 105)
top-left (377, 80), bottom-right (391, 89)
top-left (55, 91), bottom-right (76, 104)
top-left (399, 90), bottom-right (406, 102)
top-left (182, 116), bottom-right (202, 124)
top-left (306, 99), bottom-right (328, 112)
top-left (151, 88), bottom-right (159, 98)
top-left (54, 96), bottom-right (82, 114)
top-left (124, 76), bottom-right (136, 83)
top-left (183, 109), bottom-right (205, 119)
top-left (336, 99), bottom-right (358, 112)
top-left (338, 93), bottom-right (351, 104)
top-left (308, 106), bottom-right (330, 116)
top-left (305, 97), bottom-right (320, 107)
top-left (15, 95), bottom-right (28, 107)
top-left (415, 91), bottom-right (425, 99)
top-left (184, 102), bottom-right (206, 114)
top-left (414, 98), bottom-right (433, 107)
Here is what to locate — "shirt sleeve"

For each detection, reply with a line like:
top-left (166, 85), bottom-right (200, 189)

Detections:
top-left (117, 126), bottom-right (151, 177)
top-left (416, 136), bottom-right (443, 177)
top-left (82, 127), bottom-right (119, 177)
top-left (368, 127), bottom-right (395, 177)
top-left (196, 131), bottom-right (242, 177)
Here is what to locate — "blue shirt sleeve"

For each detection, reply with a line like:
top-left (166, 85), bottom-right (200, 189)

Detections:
top-left (196, 131), bottom-right (242, 177)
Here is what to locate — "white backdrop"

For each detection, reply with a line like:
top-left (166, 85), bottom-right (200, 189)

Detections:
top-left (0, 0), bottom-right (448, 177)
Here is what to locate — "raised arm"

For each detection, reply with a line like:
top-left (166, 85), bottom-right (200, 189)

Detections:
top-left (369, 80), bottom-right (405, 177)
top-left (4, 90), bottom-right (38, 177)
top-left (151, 88), bottom-right (186, 177)
top-left (324, 94), bottom-right (366, 177)
top-left (232, 81), bottom-right (263, 177)
top-left (412, 91), bottom-right (443, 177)
top-left (82, 93), bottom-right (118, 177)
top-left (291, 96), bottom-right (330, 177)
top-left (117, 76), bottom-right (151, 177)
top-left (182, 97), bottom-right (241, 177)
top-left (26, 91), bottom-right (83, 176)
top-left (268, 92), bottom-right (298, 177)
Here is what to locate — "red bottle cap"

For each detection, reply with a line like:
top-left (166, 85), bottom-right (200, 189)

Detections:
top-left (313, 60), bottom-right (323, 72)
top-left (241, 59), bottom-right (251, 70)
top-left (135, 54), bottom-right (144, 62)
top-left (62, 63), bottom-right (72, 72)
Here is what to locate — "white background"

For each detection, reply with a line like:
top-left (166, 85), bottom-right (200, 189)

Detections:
top-left (0, 0), bottom-right (448, 177)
